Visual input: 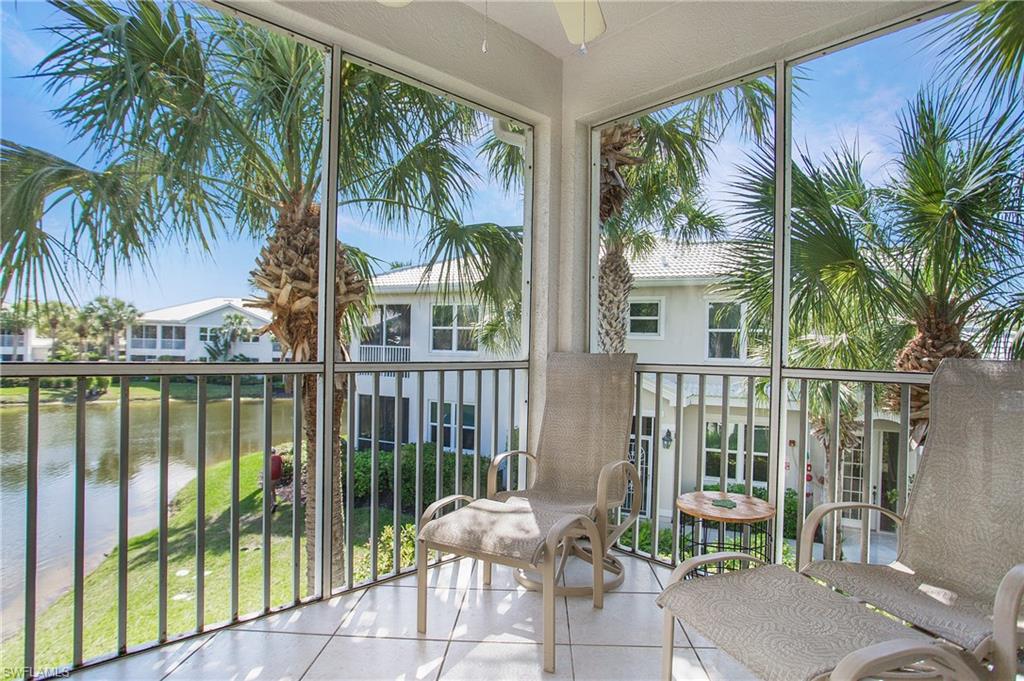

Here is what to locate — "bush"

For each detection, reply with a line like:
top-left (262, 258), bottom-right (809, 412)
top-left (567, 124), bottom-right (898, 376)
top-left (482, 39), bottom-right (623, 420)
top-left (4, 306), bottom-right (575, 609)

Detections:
top-left (342, 442), bottom-right (493, 513)
top-left (351, 522), bottom-right (417, 583)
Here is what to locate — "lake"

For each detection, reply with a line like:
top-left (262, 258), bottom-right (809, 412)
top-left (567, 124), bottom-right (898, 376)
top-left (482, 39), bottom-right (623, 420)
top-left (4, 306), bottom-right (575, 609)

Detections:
top-left (0, 395), bottom-right (296, 640)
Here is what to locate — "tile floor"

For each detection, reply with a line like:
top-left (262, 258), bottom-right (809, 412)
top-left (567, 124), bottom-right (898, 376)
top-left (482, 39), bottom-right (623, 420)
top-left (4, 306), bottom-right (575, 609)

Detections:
top-left (67, 555), bottom-right (757, 681)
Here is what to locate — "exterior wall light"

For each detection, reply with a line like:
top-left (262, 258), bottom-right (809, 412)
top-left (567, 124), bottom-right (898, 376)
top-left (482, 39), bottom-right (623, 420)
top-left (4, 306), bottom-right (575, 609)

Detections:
top-left (662, 429), bottom-right (673, 450)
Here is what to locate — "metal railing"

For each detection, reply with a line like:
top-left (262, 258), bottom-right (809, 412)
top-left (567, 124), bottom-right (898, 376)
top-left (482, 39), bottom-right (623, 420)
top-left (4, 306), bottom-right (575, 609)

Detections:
top-left (622, 363), bottom-right (932, 572)
top-left (3, 359), bottom-right (527, 679)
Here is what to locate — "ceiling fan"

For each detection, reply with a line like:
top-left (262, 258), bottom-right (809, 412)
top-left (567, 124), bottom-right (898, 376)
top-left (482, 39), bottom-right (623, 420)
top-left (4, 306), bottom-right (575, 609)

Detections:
top-left (376, 0), bottom-right (607, 53)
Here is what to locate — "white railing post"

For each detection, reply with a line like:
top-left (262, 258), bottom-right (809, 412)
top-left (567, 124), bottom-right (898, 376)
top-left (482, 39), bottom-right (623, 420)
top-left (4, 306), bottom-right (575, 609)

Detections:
top-left (767, 59), bottom-right (793, 564)
top-left (314, 45), bottom-right (342, 598)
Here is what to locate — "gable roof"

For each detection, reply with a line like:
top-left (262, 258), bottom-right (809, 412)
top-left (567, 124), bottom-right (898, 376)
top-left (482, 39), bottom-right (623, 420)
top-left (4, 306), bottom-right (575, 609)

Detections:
top-left (139, 297), bottom-right (271, 324)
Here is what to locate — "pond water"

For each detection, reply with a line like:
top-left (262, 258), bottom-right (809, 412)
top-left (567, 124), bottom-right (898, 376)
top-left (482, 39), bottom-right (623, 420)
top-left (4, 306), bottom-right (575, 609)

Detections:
top-left (0, 395), bottom-right (296, 639)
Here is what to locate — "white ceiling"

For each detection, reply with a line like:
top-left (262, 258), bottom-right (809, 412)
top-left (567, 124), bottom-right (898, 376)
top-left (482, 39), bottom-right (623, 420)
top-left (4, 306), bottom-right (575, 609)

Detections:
top-left (459, 0), bottom-right (680, 58)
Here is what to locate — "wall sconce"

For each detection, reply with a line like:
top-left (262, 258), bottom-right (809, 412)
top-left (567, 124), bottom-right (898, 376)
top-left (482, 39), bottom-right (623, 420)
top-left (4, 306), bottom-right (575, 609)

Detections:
top-left (662, 429), bottom-right (673, 450)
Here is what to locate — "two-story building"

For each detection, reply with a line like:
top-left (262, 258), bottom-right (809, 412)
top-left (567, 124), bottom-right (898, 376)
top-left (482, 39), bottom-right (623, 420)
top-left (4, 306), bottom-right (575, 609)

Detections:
top-left (127, 297), bottom-right (282, 362)
top-left (352, 240), bottom-right (912, 541)
top-left (0, 325), bottom-right (52, 362)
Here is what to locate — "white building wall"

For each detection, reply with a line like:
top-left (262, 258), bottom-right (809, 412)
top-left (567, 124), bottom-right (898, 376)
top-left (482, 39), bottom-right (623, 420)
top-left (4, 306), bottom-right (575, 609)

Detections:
top-left (127, 306), bottom-right (280, 362)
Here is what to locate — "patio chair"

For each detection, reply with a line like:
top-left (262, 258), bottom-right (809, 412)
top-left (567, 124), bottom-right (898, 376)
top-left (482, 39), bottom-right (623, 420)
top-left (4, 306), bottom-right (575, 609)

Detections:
top-left (417, 352), bottom-right (641, 672)
top-left (657, 359), bottom-right (1023, 681)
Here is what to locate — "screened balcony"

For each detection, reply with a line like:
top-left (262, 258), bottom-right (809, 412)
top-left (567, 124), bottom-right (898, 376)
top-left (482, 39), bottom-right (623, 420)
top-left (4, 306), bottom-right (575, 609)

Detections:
top-left (1, 1), bottom-right (1021, 680)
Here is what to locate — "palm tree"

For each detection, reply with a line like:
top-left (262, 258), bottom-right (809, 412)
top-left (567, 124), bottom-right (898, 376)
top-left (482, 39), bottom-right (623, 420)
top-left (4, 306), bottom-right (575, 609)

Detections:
top-left (70, 307), bottom-right (99, 360)
top-left (724, 89), bottom-right (1024, 437)
top-left (35, 301), bottom-right (74, 359)
top-left (596, 80), bottom-right (774, 352)
top-left (0, 0), bottom-right (523, 590)
top-left (84, 296), bottom-right (138, 360)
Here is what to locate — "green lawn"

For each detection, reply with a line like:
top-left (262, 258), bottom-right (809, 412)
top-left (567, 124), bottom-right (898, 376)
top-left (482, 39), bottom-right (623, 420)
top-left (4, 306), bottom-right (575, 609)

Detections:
top-left (0, 452), bottom-right (415, 679)
top-left (0, 378), bottom-right (267, 405)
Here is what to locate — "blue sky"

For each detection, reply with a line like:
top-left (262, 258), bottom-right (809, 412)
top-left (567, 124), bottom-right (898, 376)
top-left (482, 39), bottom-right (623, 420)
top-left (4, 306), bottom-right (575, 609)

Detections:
top-left (0, 2), bottom-right (961, 311)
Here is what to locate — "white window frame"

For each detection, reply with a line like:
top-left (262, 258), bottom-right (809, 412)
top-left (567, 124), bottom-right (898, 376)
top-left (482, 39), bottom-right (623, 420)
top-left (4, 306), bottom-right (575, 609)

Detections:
top-left (131, 324), bottom-right (158, 349)
top-left (199, 326), bottom-right (220, 342)
top-left (160, 325), bottom-right (186, 350)
top-left (626, 296), bottom-right (664, 340)
top-left (626, 413), bottom-right (655, 517)
top-left (704, 298), bottom-right (747, 362)
top-left (702, 421), bottom-right (771, 489)
top-left (427, 400), bottom-right (477, 452)
top-left (429, 304), bottom-right (480, 353)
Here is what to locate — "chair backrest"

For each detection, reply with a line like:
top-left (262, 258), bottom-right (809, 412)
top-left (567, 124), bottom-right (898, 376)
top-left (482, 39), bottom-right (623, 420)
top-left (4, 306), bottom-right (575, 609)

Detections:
top-left (898, 359), bottom-right (1024, 604)
top-left (530, 352), bottom-right (638, 505)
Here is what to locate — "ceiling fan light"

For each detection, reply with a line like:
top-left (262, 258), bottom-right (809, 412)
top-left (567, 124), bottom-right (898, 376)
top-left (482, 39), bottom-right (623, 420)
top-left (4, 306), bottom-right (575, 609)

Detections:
top-left (376, 0), bottom-right (414, 7)
top-left (554, 0), bottom-right (606, 47)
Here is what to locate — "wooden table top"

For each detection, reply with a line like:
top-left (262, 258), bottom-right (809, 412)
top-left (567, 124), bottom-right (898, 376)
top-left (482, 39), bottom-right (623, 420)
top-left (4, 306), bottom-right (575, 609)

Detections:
top-left (676, 491), bottom-right (776, 523)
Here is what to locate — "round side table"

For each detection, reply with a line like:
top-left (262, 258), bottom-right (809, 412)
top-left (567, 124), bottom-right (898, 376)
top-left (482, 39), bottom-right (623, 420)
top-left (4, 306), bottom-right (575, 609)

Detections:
top-left (676, 491), bottom-right (776, 573)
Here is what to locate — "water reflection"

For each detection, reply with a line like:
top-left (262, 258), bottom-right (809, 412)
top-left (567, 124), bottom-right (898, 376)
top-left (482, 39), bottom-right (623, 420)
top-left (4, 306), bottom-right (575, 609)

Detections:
top-left (0, 394), bottom-right (295, 638)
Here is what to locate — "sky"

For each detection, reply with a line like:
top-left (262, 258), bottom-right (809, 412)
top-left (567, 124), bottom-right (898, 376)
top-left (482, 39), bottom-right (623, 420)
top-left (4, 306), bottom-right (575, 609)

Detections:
top-left (0, 1), bottom-right (974, 312)
top-left (0, 1), bottom-right (525, 311)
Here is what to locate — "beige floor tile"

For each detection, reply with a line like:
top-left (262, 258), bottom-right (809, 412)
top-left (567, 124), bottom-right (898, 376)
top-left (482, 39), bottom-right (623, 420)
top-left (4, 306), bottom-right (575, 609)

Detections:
top-left (338, 580), bottom-right (464, 640)
top-left (566, 591), bottom-right (663, 647)
top-left (382, 558), bottom-right (477, 593)
top-left (453, 588), bottom-right (570, 644)
top-left (563, 555), bottom-right (665, 594)
top-left (303, 636), bottom-right (447, 680)
top-left (696, 648), bottom-right (760, 681)
top-left (439, 642), bottom-right (572, 681)
top-left (571, 644), bottom-right (709, 681)
top-left (232, 593), bottom-right (363, 635)
top-left (68, 636), bottom-right (212, 681)
top-left (164, 630), bottom-right (328, 681)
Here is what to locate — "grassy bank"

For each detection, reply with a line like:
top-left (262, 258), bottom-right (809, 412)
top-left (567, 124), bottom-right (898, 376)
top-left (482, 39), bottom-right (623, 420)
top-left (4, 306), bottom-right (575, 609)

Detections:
top-left (0, 451), bottom-right (413, 679)
top-left (0, 378), bottom-right (268, 406)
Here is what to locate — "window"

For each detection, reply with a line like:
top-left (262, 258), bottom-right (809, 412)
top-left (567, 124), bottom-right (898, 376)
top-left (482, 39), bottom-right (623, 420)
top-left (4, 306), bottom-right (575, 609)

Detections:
top-left (627, 299), bottom-right (661, 337)
top-left (625, 416), bottom-right (654, 516)
top-left (199, 327), bottom-right (220, 342)
top-left (356, 395), bottom-right (410, 451)
top-left (431, 305), bottom-right (479, 352)
top-left (704, 422), bottom-right (740, 481)
top-left (160, 325), bottom-right (186, 350)
top-left (428, 401), bottom-right (476, 451)
top-left (131, 325), bottom-right (158, 349)
top-left (703, 422), bottom-right (770, 486)
top-left (362, 305), bottom-right (411, 346)
top-left (707, 302), bottom-right (744, 360)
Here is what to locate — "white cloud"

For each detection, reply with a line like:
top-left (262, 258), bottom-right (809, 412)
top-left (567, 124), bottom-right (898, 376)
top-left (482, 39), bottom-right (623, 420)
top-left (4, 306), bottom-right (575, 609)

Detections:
top-left (1, 8), bottom-right (48, 71)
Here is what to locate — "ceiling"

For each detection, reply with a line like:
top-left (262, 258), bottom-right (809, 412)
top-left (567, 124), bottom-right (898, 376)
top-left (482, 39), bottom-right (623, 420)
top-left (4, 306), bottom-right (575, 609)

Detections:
top-left (459, 0), bottom-right (680, 58)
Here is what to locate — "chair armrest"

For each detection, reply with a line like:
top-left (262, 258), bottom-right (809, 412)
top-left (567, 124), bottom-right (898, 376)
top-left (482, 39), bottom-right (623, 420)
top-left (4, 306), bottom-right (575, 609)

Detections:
top-left (799, 502), bottom-right (903, 572)
top-left (992, 563), bottom-right (1024, 681)
top-left (419, 494), bottom-right (475, 533)
top-left (831, 639), bottom-right (985, 681)
top-left (486, 450), bottom-right (535, 498)
top-left (664, 552), bottom-right (766, 587)
top-left (596, 460), bottom-right (642, 547)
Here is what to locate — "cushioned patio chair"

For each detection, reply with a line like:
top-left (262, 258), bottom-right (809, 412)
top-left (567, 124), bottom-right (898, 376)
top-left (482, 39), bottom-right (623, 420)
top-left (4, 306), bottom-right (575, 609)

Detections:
top-left (417, 352), bottom-right (641, 672)
top-left (658, 360), bottom-right (1023, 681)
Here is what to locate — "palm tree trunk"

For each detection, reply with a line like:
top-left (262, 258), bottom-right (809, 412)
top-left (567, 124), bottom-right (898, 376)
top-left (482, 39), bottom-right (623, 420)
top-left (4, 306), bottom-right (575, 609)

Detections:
top-left (597, 246), bottom-right (633, 353)
top-left (890, 311), bottom-right (978, 437)
top-left (247, 204), bottom-right (368, 594)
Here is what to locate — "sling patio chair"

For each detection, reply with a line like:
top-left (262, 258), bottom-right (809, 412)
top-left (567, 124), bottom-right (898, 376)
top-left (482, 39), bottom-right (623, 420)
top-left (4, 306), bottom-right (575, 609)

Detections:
top-left (657, 359), bottom-right (1023, 681)
top-left (416, 352), bottom-right (642, 673)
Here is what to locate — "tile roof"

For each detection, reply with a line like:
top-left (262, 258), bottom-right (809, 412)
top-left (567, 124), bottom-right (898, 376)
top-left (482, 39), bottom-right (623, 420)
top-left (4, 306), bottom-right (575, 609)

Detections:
top-left (370, 240), bottom-right (734, 291)
top-left (629, 240), bottom-right (734, 281)
top-left (140, 297), bottom-right (271, 324)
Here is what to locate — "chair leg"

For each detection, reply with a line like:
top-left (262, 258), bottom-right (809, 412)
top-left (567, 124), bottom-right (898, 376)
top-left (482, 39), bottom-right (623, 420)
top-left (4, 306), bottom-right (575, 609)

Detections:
top-left (662, 610), bottom-right (675, 681)
top-left (482, 560), bottom-right (492, 586)
top-left (542, 556), bottom-right (556, 673)
top-left (417, 539), bottom-right (428, 634)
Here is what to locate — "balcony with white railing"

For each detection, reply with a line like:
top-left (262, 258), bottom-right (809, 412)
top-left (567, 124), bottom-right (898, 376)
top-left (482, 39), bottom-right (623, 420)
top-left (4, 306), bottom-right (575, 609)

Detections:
top-left (1, 358), bottom-right (938, 681)
top-left (358, 344), bottom-right (412, 365)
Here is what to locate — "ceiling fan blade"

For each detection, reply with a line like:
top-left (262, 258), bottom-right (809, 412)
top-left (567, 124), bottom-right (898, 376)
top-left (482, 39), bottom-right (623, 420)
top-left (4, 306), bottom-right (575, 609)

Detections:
top-left (553, 0), bottom-right (606, 46)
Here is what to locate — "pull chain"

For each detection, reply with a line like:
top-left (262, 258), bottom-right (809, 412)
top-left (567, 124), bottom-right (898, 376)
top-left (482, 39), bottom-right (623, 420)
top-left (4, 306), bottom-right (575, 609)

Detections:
top-left (579, 1), bottom-right (587, 55)
top-left (482, 0), bottom-right (489, 53)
